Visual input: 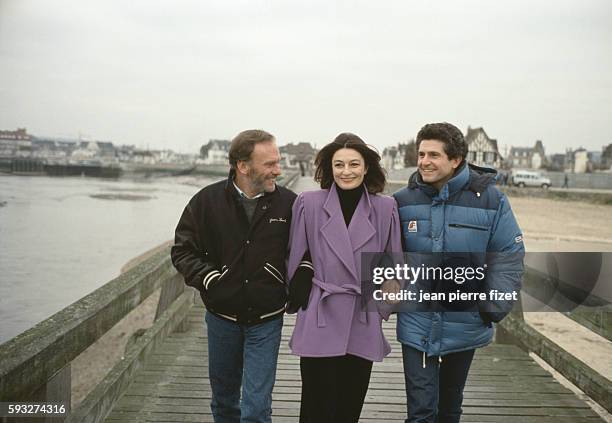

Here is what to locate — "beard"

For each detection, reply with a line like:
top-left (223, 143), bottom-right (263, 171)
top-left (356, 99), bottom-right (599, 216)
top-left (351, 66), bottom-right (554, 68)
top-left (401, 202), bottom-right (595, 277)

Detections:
top-left (248, 168), bottom-right (275, 194)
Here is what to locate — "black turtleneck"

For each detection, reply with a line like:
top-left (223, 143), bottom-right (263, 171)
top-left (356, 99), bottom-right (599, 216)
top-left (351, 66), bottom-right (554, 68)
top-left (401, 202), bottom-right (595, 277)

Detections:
top-left (337, 184), bottom-right (364, 227)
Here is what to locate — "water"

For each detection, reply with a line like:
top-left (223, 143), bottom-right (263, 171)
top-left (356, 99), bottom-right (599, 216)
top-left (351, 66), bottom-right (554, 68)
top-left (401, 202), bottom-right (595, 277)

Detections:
top-left (0, 174), bottom-right (219, 345)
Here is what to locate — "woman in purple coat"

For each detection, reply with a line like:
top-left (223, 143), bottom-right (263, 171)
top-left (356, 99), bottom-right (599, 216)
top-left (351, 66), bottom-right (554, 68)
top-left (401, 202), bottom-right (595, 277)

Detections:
top-left (286, 133), bottom-right (402, 423)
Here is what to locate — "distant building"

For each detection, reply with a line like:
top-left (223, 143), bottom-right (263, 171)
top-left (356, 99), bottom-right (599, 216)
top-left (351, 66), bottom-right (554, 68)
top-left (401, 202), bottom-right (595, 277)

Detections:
top-left (574, 148), bottom-right (589, 173)
top-left (588, 151), bottom-right (602, 168)
top-left (602, 144), bottom-right (612, 170)
top-left (0, 128), bottom-right (33, 157)
top-left (564, 148), bottom-right (575, 172)
top-left (131, 149), bottom-right (156, 164)
top-left (563, 147), bottom-right (601, 173)
top-left (382, 142), bottom-right (413, 170)
top-left (548, 154), bottom-right (566, 171)
top-left (95, 142), bottom-right (117, 159)
top-left (508, 140), bottom-right (547, 169)
top-left (382, 146), bottom-right (400, 170)
top-left (201, 139), bottom-right (231, 165)
top-left (71, 141), bottom-right (117, 161)
top-left (465, 127), bottom-right (502, 168)
top-left (1, 129), bottom-right (125, 164)
top-left (382, 145), bottom-right (404, 170)
top-left (129, 149), bottom-right (179, 164)
top-left (116, 145), bottom-right (136, 162)
top-left (155, 149), bottom-right (180, 163)
top-left (279, 142), bottom-right (316, 172)
top-left (31, 138), bottom-right (75, 161)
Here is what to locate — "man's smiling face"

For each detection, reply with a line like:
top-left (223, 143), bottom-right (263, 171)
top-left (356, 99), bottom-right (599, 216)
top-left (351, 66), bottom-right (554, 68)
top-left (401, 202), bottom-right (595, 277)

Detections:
top-left (417, 139), bottom-right (462, 190)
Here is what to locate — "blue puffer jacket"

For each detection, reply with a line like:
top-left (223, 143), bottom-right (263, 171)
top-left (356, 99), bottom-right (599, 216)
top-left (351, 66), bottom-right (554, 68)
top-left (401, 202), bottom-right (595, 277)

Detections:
top-left (392, 162), bottom-right (524, 357)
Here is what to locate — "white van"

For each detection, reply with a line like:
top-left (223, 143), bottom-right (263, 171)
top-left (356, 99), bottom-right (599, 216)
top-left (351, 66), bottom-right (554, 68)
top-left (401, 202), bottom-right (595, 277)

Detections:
top-left (511, 170), bottom-right (552, 188)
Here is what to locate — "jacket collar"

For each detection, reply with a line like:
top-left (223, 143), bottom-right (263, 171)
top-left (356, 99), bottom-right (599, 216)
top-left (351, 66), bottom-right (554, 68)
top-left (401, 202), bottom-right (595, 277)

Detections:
top-left (233, 180), bottom-right (264, 199)
top-left (224, 170), bottom-right (278, 230)
top-left (320, 183), bottom-right (376, 279)
top-left (465, 163), bottom-right (498, 194)
top-left (407, 162), bottom-right (497, 199)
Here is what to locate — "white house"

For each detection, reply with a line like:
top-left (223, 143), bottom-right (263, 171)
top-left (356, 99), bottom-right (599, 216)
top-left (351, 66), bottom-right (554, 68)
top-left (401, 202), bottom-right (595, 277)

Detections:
top-left (201, 139), bottom-right (231, 165)
top-left (465, 127), bottom-right (503, 169)
top-left (508, 140), bottom-right (547, 169)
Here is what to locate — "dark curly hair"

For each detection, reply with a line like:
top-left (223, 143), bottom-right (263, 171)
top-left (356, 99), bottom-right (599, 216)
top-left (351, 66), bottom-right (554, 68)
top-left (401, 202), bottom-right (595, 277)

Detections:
top-left (416, 122), bottom-right (467, 161)
top-left (314, 132), bottom-right (386, 194)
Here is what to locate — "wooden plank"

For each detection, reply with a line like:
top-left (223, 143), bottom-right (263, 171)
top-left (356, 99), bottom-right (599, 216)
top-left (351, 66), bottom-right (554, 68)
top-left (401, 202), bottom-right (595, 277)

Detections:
top-left (499, 312), bottom-right (612, 413)
top-left (111, 392), bottom-right (590, 409)
top-left (103, 302), bottom-right (605, 423)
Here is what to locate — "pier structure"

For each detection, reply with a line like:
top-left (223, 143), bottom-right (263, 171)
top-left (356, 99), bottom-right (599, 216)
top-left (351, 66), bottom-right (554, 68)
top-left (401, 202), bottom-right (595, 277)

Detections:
top-left (1, 174), bottom-right (610, 423)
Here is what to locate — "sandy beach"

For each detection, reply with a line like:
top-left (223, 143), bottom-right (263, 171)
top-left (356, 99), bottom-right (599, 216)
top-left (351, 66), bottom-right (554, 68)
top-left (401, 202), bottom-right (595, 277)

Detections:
top-left (509, 195), bottom-right (612, 376)
top-left (511, 196), bottom-right (612, 252)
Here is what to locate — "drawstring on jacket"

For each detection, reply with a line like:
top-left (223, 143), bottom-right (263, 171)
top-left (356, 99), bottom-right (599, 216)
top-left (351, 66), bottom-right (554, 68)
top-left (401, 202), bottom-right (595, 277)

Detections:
top-left (422, 351), bottom-right (444, 368)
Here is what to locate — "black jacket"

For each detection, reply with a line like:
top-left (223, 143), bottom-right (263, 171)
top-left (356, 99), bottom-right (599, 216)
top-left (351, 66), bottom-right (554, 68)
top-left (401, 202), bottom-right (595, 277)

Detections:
top-left (171, 175), bottom-right (296, 325)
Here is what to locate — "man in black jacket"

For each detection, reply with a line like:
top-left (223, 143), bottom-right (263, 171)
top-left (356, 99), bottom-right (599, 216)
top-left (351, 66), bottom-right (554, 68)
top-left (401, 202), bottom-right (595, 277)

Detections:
top-left (171, 129), bottom-right (296, 423)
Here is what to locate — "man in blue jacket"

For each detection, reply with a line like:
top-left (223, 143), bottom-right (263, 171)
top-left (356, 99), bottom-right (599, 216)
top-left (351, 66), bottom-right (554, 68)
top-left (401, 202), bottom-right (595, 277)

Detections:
top-left (393, 122), bottom-right (524, 423)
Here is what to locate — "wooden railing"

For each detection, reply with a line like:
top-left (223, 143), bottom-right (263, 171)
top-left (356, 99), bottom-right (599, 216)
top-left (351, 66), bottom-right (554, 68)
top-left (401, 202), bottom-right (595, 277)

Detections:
top-left (497, 256), bottom-right (612, 414)
top-left (0, 171), bottom-right (300, 423)
top-left (0, 246), bottom-right (190, 423)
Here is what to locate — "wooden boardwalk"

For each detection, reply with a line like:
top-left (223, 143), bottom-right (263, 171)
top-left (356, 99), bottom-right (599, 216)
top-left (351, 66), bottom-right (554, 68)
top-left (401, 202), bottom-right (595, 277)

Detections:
top-left (104, 303), bottom-right (604, 423)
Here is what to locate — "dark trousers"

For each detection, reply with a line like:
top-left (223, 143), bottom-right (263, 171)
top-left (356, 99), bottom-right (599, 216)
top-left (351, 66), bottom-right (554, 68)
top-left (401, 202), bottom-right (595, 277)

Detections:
top-left (402, 345), bottom-right (475, 423)
top-left (299, 354), bottom-right (373, 423)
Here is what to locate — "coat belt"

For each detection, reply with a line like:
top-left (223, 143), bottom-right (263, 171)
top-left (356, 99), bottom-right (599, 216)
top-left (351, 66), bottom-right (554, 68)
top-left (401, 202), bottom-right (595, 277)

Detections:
top-left (312, 277), bottom-right (368, 328)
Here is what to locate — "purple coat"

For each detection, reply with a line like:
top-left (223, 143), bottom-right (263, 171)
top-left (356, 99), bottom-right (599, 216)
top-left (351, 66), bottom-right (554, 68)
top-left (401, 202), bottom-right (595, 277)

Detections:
top-left (286, 184), bottom-right (402, 362)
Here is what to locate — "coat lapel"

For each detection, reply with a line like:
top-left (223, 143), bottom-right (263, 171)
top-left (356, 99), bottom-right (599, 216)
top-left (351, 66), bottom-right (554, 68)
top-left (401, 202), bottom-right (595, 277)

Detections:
top-left (320, 184), bottom-right (358, 280)
top-left (348, 188), bottom-right (376, 253)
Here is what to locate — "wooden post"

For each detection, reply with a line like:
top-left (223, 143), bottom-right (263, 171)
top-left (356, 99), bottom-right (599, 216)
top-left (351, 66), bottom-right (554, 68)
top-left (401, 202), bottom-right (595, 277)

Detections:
top-left (155, 273), bottom-right (186, 331)
top-left (13, 365), bottom-right (72, 423)
top-left (495, 291), bottom-right (524, 345)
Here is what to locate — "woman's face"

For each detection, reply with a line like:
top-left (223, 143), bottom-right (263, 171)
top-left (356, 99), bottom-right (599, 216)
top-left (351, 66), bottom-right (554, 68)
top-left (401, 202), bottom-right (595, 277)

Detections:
top-left (332, 147), bottom-right (367, 190)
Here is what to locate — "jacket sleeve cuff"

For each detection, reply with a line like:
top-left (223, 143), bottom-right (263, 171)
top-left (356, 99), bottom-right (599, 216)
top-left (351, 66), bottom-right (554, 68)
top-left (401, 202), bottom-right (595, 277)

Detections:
top-left (202, 270), bottom-right (221, 291)
top-left (297, 260), bottom-right (314, 272)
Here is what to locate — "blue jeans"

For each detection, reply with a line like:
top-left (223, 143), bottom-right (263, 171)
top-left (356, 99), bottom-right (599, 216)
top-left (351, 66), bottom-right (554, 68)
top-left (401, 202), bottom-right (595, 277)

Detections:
top-left (205, 312), bottom-right (283, 423)
top-left (402, 345), bottom-right (475, 423)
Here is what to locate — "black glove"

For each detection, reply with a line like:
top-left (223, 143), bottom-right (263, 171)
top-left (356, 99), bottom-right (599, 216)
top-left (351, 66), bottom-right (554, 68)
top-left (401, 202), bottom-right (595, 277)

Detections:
top-left (479, 311), bottom-right (493, 328)
top-left (287, 265), bottom-right (313, 314)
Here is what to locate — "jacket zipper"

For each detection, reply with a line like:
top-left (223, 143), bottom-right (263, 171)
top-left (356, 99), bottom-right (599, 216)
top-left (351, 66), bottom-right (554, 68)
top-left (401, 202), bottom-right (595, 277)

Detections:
top-left (448, 223), bottom-right (488, 231)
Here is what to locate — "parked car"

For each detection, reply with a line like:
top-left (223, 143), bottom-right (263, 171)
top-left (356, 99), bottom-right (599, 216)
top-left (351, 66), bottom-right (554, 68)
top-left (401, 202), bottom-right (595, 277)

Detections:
top-left (511, 170), bottom-right (552, 188)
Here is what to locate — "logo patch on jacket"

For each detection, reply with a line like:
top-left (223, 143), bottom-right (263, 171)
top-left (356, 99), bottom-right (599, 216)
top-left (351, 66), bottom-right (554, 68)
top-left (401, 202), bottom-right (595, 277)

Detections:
top-left (408, 220), bottom-right (418, 233)
top-left (515, 234), bottom-right (523, 243)
top-left (269, 218), bottom-right (287, 223)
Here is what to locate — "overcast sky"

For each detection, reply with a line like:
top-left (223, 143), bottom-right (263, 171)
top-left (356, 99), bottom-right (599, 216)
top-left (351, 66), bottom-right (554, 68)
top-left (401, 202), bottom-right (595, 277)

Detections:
top-left (1, 0), bottom-right (611, 155)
